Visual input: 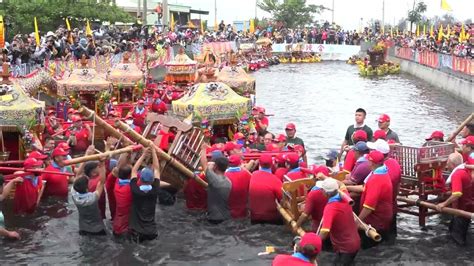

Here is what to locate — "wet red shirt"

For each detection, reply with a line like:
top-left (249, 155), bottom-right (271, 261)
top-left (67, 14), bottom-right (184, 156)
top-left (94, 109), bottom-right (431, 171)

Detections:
top-left (131, 107), bottom-right (148, 128)
top-left (67, 127), bottom-right (90, 152)
top-left (225, 167), bottom-right (252, 218)
top-left (14, 174), bottom-right (43, 214)
top-left (88, 175), bottom-right (106, 219)
top-left (304, 187), bottom-right (328, 232)
top-left (105, 171), bottom-right (117, 220)
top-left (113, 178), bottom-right (132, 235)
top-left (255, 117), bottom-right (269, 133)
top-left (42, 164), bottom-right (69, 198)
top-left (274, 167), bottom-right (288, 182)
top-left (321, 199), bottom-right (361, 253)
top-left (384, 158), bottom-right (401, 214)
top-left (343, 149), bottom-right (356, 172)
top-left (249, 170), bottom-right (282, 222)
top-left (360, 167), bottom-right (393, 231)
top-left (450, 167), bottom-right (473, 212)
top-left (151, 99), bottom-right (167, 114)
top-left (272, 254), bottom-right (314, 266)
top-left (183, 173), bottom-right (207, 210)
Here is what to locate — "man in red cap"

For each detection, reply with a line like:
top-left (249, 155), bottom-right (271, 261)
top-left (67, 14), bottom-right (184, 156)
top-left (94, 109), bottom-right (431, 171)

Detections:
top-left (340, 108), bottom-right (373, 159)
top-left (151, 93), bottom-right (167, 114)
top-left (253, 106), bottom-right (269, 134)
top-left (249, 154), bottom-right (282, 224)
top-left (274, 134), bottom-right (287, 150)
top-left (130, 99), bottom-right (148, 129)
top-left (436, 152), bottom-right (474, 246)
top-left (66, 108), bottom-right (76, 123)
top-left (460, 136), bottom-right (474, 162)
top-left (45, 109), bottom-right (60, 136)
top-left (285, 153), bottom-right (307, 182)
top-left (66, 115), bottom-right (92, 156)
top-left (342, 130), bottom-right (368, 173)
top-left (272, 232), bottom-right (322, 266)
top-left (42, 147), bottom-right (72, 198)
top-left (373, 129), bottom-right (387, 141)
top-left (318, 178), bottom-right (360, 265)
top-left (13, 158), bottom-right (45, 214)
top-left (224, 142), bottom-right (243, 156)
top-left (343, 141), bottom-right (371, 186)
top-left (459, 123), bottom-right (474, 139)
top-left (274, 153), bottom-right (289, 181)
top-left (296, 166), bottom-right (330, 232)
top-left (425, 130), bottom-right (444, 142)
top-left (285, 123), bottom-right (305, 149)
top-left (225, 154), bottom-right (252, 219)
top-left (352, 150), bottom-right (393, 248)
top-left (376, 114), bottom-right (400, 143)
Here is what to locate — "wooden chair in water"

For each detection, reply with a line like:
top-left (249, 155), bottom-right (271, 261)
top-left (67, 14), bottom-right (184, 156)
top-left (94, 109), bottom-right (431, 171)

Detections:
top-left (281, 177), bottom-right (316, 221)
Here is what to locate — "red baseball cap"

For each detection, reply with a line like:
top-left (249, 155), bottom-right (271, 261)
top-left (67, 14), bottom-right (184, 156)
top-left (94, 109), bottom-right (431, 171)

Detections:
top-left (275, 153), bottom-right (286, 164)
top-left (300, 233), bottom-right (322, 255)
top-left (425, 130), bottom-right (444, 141)
top-left (233, 132), bottom-right (245, 141)
top-left (23, 158), bottom-right (44, 169)
top-left (378, 114), bottom-right (391, 123)
top-left (367, 150), bottom-right (385, 164)
top-left (259, 154), bottom-right (273, 165)
top-left (28, 150), bottom-right (48, 160)
top-left (137, 99), bottom-right (145, 104)
top-left (286, 153), bottom-right (300, 164)
top-left (303, 165), bottom-right (330, 176)
top-left (353, 130), bottom-right (368, 142)
top-left (58, 142), bottom-right (71, 151)
top-left (228, 154), bottom-right (242, 166)
top-left (275, 134), bottom-right (287, 143)
top-left (224, 142), bottom-right (242, 152)
top-left (285, 123), bottom-right (296, 130)
top-left (72, 115), bottom-right (82, 122)
top-left (52, 147), bottom-right (69, 157)
top-left (47, 110), bottom-right (56, 116)
top-left (460, 136), bottom-right (474, 146)
top-left (293, 144), bottom-right (305, 153)
top-left (373, 130), bottom-right (387, 140)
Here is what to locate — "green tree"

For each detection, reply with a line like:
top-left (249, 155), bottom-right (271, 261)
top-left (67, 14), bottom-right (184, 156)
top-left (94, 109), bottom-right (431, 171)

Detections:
top-left (407, 1), bottom-right (427, 32)
top-left (0, 0), bottom-right (133, 39)
top-left (257, 0), bottom-right (326, 28)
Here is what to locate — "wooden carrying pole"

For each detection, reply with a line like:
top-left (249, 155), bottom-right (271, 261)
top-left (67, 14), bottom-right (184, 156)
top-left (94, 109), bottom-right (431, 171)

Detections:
top-left (447, 112), bottom-right (474, 142)
top-left (276, 200), bottom-right (306, 237)
top-left (397, 196), bottom-right (474, 220)
top-left (63, 145), bottom-right (142, 166)
top-left (353, 213), bottom-right (382, 242)
top-left (78, 106), bottom-right (134, 146)
top-left (0, 167), bottom-right (75, 176)
top-left (114, 120), bottom-right (207, 187)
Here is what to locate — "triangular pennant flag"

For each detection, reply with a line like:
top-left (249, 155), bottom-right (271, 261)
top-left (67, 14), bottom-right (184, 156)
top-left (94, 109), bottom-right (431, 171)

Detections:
top-left (441, 0), bottom-right (452, 11)
top-left (437, 24), bottom-right (444, 41)
top-left (34, 17), bottom-right (41, 47)
top-left (430, 24), bottom-right (434, 37)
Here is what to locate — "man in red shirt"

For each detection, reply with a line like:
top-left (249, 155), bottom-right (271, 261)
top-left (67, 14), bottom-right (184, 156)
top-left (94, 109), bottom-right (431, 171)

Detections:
top-left (253, 106), bottom-right (269, 134)
top-left (318, 178), bottom-right (360, 265)
top-left (225, 154), bottom-right (252, 219)
top-left (66, 115), bottom-right (92, 156)
top-left (436, 152), bottom-right (474, 246)
top-left (223, 142), bottom-right (243, 156)
top-left (296, 166), bottom-right (330, 232)
top-left (272, 232), bottom-right (322, 266)
top-left (112, 154), bottom-right (134, 236)
top-left (342, 130), bottom-right (368, 173)
top-left (42, 148), bottom-right (71, 198)
top-left (14, 158), bottom-right (45, 214)
top-left (425, 130), bottom-right (444, 142)
top-left (130, 99), bottom-right (148, 129)
top-left (45, 109), bottom-right (60, 136)
top-left (357, 150), bottom-right (393, 249)
top-left (183, 171), bottom-right (208, 210)
top-left (460, 136), bottom-right (474, 162)
top-left (151, 93), bottom-right (167, 114)
top-left (249, 154), bottom-right (282, 224)
top-left (274, 153), bottom-right (288, 182)
top-left (285, 153), bottom-right (306, 181)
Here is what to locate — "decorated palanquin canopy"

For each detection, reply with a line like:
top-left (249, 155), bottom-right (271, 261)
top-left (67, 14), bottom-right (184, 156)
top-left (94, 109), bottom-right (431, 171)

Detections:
top-left (56, 68), bottom-right (112, 96)
top-left (0, 83), bottom-right (44, 130)
top-left (107, 63), bottom-right (143, 86)
top-left (216, 66), bottom-right (256, 95)
top-left (172, 82), bottom-right (251, 123)
top-left (165, 49), bottom-right (197, 83)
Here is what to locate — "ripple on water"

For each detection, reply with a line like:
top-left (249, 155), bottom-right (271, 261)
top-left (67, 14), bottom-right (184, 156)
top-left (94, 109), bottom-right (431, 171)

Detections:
top-left (0, 62), bottom-right (473, 265)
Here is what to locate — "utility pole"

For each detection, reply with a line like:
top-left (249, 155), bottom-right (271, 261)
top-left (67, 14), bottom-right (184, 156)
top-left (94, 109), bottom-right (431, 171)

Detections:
top-left (163, 0), bottom-right (169, 30)
top-left (382, 0), bottom-right (385, 33)
top-left (331, 0), bottom-right (335, 23)
top-left (214, 0), bottom-right (217, 25)
top-left (143, 0), bottom-right (147, 26)
top-left (255, 0), bottom-right (258, 19)
top-left (138, 0), bottom-right (141, 19)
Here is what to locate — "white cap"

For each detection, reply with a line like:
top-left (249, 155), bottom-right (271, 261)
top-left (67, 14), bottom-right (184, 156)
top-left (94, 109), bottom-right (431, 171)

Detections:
top-left (320, 178), bottom-right (338, 193)
top-left (367, 139), bottom-right (390, 154)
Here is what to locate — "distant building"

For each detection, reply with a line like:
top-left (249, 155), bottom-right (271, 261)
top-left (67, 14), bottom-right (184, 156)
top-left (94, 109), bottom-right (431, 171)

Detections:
top-left (115, 0), bottom-right (208, 26)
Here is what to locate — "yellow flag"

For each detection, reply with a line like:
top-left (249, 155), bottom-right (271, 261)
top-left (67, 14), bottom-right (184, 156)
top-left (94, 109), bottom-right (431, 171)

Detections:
top-left (423, 24), bottom-right (426, 36)
top-left (437, 24), bottom-right (443, 41)
top-left (34, 17), bottom-right (41, 47)
top-left (445, 24), bottom-right (450, 38)
top-left (430, 24), bottom-right (434, 37)
top-left (0, 16), bottom-right (4, 49)
top-left (86, 20), bottom-right (93, 36)
top-left (171, 14), bottom-right (175, 31)
top-left (65, 18), bottom-right (71, 31)
top-left (460, 23), bottom-right (466, 42)
top-left (441, 0), bottom-right (452, 11)
top-left (416, 24), bottom-right (420, 37)
top-left (200, 20), bottom-right (204, 33)
top-left (250, 19), bottom-right (255, 34)
top-left (188, 20), bottom-right (195, 28)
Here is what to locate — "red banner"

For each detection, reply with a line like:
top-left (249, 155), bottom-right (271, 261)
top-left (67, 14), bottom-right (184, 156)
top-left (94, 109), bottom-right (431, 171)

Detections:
top-left (452, 56), bottom-right (473, 76)
top-left (395, 47), bottom-right (413, 60)
top-left (418, 51), bottom-right (439, 68)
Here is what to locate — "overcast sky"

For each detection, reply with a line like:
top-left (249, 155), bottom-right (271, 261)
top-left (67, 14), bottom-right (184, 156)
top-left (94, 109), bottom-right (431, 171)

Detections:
top-left (178, 0), bottom-right (473, 29)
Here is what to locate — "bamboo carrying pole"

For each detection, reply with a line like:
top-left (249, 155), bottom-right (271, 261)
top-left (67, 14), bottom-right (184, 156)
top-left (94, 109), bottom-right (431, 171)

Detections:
top-left (78, 107), bottom-right (134, 146)
top-left (276, 199), bottom-right (306, 237)
top-left (353, 213), bottom-right (382, 242)
top-left (114, 120), bottom-right (208, 187)
top-left (397, 196), bottom-right (474, 220)
top-left (0, 167), bottom-right (75, 176)
top-left (63, 145), bottom-right (142, 166)
top-left (447, 112), bottom-right (474, 142)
